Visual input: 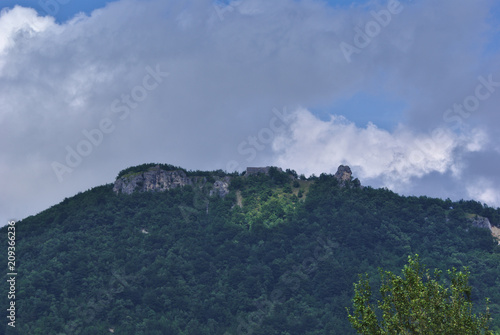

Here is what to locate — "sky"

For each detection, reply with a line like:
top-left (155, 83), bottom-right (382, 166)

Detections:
top-left (1, 0), bottom-right (500, 225)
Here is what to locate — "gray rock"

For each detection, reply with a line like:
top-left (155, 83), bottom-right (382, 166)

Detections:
top-left (113, 168), bottom-right (192, 194)
top-left (334, 165), bottom-right (352, 184)
top-left (210, 177), bottom-right (231, 197)
top-left (113, 165), bottom-right (230, 198)
top-left (469, 215), bottom-right (492, 231)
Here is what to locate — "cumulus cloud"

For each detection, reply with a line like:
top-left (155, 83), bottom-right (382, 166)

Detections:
top-left (467, 178), bottom-right (500, 207)
top-left (0, 0), bottom-right (499, 224)
top-left (0, 6), bottom-right (54, 55)
top-left (272, 108), bottom-right (488, 187)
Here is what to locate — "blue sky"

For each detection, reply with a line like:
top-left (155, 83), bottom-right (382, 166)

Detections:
top-left (1, 0), bottom-right (382, 21)
top-left (0, 0), bottom-right (118, 22)
top-left (312, 92), bottom-right (407, 130)
top-left (1, 0), bottom-right (500, 224)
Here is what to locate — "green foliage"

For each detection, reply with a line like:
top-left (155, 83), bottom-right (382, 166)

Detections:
top-left (268, 166), bottom-right (292, 186)
top-left (1, 165), bottom-right (499, 334)
top-left (286, 168), bottom-right (299, 179)
top-left (348, 255), bottom-right (492, 334)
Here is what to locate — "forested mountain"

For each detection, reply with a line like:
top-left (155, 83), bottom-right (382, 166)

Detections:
top-left (3, 164), bottom-right (500, 334)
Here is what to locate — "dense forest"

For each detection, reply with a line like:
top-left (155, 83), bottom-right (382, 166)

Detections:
top-left (2, 164), bottom-right (500, 334)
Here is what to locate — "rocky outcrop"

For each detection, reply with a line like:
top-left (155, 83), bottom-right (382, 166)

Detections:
top-left (334, 165), bottom-right (352, 184)
top-left (113, 165), bottom-right (230, 197)
top-left (491, 226), bottom-right (500, 245)
top-left (469, 215), bottom-right (492, 231)
top-left (210, 177), bottom-right (231, 198)
top-left (113, 168), bottom-right (192, 194)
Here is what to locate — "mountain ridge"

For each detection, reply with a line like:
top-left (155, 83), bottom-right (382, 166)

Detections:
top-left (3, 162), bottom-right (500, 334)
top-left (112, 163), bottom-right (355, 196)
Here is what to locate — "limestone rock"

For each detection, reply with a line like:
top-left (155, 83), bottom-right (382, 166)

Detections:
top-left (334, 165), bottom-right (352, 183)
top-left (210, 177), bottom-right (231, 197)
top-left (113, 165), bottom-right (230, 198)
top-left (113, 168), bottom-right (192, 194)
top-left (469, 215), bottom-right (492, 231)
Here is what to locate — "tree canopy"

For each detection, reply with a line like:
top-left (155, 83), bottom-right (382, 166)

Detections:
top-left (348, 255), bottom-right (493, 334)
top-left (2, 166), bottom-right (499, 334)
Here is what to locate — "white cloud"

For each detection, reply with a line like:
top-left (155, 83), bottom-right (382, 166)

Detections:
top-left (0, 6), bottom-right (54, 52)
top-left (467, 178), bottom-right (500, 207)
top-left (0, 6), bottom-right (55, 73)
top-left (465, 128), bottom-right (489, 152)
top-left (272, 108), bottom-right (489, 189)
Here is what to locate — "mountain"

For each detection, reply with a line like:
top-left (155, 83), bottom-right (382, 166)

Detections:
top-left (2, 163), bottom-right (500, 334)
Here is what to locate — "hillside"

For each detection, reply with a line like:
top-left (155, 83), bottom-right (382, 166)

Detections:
top-left (2, 164), bottom-right (500, 334)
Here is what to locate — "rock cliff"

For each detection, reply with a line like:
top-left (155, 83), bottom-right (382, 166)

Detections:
top-left (209, 177), bottom-right (231, 198)
top-left (469, 215), bottom-right (492, 231)
top-left (113, 164), bottom-right (357, 196)
top-left (334, 165), bottom-right (352, 184)
top-left (113, 165), bottom-right (230, 197)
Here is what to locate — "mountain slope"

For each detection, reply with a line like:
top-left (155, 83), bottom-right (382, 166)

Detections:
top-left (2, 164), bottom-right (500, 334)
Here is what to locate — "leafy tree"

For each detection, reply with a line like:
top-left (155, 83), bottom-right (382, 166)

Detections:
top-left (347, 255), bottom-right (492, 334)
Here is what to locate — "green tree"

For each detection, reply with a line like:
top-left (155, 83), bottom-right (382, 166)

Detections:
top-left (347, 255), bottom-right (492, 334)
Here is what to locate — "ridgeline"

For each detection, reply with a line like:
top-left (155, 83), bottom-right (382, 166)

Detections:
top-left (2, 163), bottom-right (499, 334)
